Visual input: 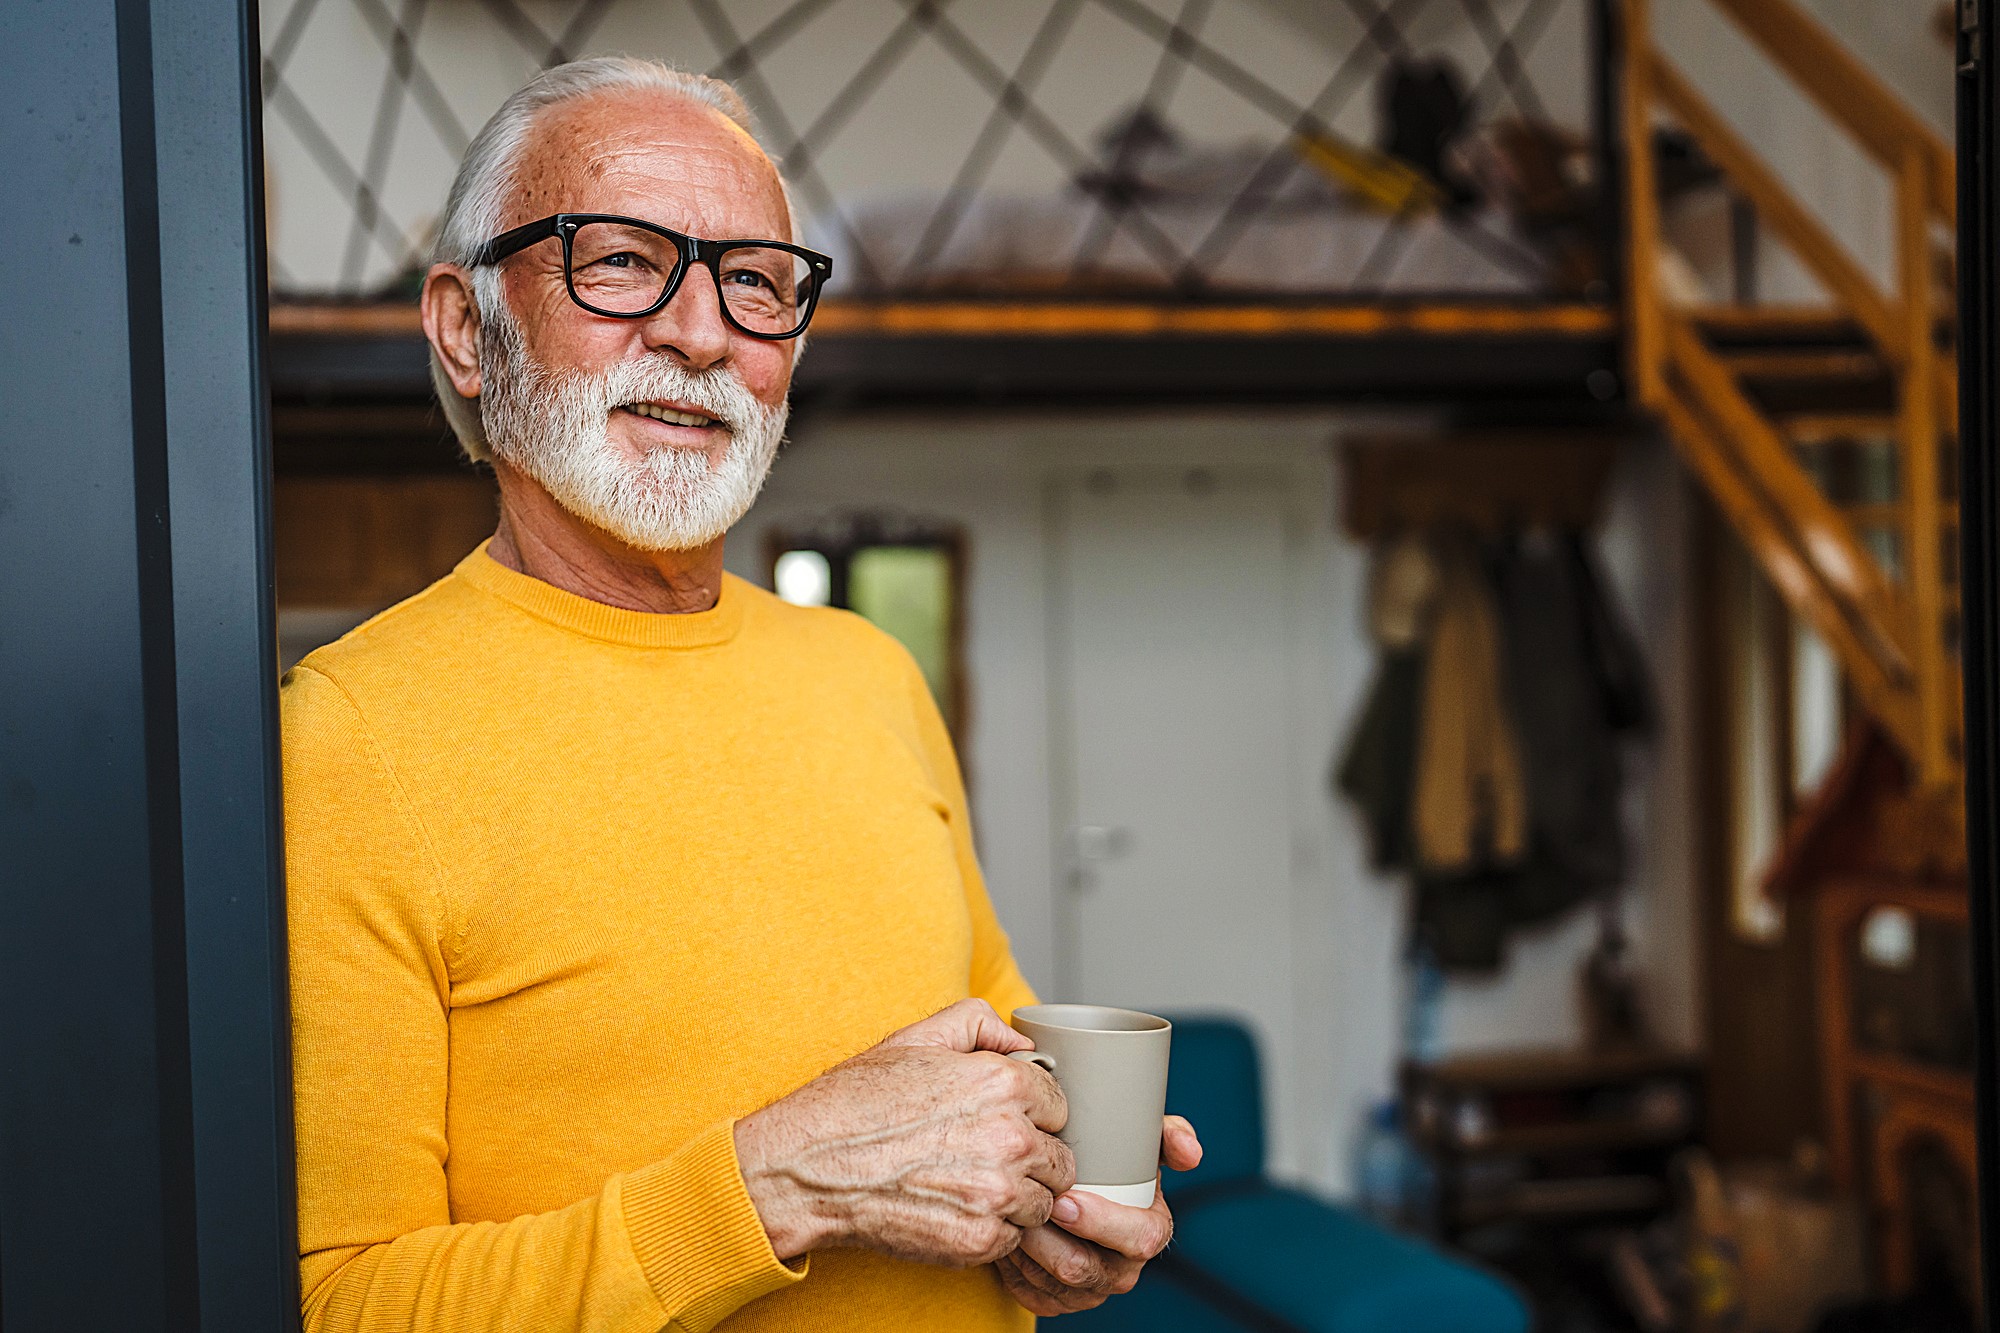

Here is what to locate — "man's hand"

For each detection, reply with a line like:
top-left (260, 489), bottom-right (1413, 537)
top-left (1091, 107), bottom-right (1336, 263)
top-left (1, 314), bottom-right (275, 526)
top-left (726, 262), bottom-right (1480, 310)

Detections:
top-left (733, 999), bottom-right (1076, 1268)
top-left (993, 1115), bottom-right (1202, 1316)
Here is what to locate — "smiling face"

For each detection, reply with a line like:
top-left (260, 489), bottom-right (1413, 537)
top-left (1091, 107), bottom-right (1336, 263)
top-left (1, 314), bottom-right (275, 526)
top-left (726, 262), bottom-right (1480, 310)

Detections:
top-left (496, 88), bottom-right (797, 470)
top-left (425, 86), bottom-right (807, 554)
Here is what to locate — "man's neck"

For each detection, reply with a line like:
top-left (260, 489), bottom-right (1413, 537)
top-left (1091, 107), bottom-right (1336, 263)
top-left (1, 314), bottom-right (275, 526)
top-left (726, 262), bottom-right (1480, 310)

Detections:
top-left (486, 459), bottom-right (726, 615)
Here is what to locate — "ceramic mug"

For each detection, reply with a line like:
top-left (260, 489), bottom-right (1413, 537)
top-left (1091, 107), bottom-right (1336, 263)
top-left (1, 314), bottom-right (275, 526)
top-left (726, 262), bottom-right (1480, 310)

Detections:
top-left (1008, 1004), bottom-right (1172, 1208)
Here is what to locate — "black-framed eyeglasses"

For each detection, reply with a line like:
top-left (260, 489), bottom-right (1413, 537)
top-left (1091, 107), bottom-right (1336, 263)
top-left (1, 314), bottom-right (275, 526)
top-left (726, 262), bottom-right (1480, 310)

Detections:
top-left (470, 212), bottom-right (833, 341)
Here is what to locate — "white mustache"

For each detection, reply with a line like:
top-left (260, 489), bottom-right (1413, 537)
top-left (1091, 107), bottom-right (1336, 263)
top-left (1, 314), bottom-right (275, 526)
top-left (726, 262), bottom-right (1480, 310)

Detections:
top-left (591, 357), bottom-right (765, 437)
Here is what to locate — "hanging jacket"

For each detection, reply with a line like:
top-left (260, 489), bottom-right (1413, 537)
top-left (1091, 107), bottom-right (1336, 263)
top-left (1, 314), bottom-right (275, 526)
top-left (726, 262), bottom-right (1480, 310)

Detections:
top-left (1412, 529), bottom-right (1528, 876)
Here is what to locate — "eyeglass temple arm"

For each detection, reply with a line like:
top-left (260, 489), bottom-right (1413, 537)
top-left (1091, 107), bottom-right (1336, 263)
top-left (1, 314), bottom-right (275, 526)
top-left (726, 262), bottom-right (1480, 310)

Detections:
top-left (468, 216), bottom-right (562, 267)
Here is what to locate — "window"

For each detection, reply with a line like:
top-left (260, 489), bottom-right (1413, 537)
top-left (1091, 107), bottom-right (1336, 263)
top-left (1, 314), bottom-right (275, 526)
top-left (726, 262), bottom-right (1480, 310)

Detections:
top-left (766, 514), bottom-right (968, 742)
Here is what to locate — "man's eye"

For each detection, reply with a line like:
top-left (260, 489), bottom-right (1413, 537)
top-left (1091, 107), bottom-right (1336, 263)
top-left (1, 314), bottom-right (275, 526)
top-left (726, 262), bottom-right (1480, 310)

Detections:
top-left (723, 269), bottom-right (773, 289)
top-left (599, 252), bottom-right (639, 268)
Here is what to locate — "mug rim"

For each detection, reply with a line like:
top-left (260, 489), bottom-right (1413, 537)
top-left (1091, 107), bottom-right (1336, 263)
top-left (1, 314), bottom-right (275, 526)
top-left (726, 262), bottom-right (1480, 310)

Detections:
top-left (1012, 1003), bottom-right (1172, 1035)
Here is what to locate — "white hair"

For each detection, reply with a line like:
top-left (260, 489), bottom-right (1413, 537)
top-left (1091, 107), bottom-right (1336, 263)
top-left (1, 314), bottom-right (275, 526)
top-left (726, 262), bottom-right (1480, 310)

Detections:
top-left (429, 56), bottom-right (794, 460)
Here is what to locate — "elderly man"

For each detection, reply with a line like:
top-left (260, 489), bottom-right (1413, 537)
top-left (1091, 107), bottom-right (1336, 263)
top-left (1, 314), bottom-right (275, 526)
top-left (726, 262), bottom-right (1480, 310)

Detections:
top-left (283, 56), bottom-right (1198, 1332)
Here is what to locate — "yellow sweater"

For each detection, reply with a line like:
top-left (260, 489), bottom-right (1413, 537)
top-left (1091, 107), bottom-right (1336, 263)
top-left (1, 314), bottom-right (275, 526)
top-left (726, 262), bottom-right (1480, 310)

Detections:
top-left (283, 543), bottom-right (1039, 1333)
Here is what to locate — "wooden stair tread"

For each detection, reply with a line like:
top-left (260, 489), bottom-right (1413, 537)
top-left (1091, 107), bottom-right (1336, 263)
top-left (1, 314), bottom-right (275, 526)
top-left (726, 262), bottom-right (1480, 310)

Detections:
top-left (1779, 413), bottom-right (1901, 442)
top-left (1715, 348), bottom-right (1887, 380)
top-left (1690, 304), bottom-right (1862, 342)
top-left (1842, 501), bottom-right (1959, 528)
top-left (1689, 304), bottom-right (1953, 349)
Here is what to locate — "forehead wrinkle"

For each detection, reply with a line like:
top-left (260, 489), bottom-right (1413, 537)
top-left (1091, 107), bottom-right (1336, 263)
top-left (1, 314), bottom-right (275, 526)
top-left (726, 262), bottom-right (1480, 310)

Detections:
top-left (505, 90), bottom-right (790, 242)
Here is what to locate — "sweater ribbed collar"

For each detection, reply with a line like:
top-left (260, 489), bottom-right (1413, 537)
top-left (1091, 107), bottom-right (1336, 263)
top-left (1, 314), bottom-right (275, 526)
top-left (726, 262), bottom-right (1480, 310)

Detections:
top-left (453, 540), bottom-right (748, 650)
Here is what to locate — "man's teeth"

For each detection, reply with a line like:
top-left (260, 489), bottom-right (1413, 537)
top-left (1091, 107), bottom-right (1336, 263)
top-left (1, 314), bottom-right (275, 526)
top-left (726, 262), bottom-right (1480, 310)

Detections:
top-left (626, 403), bottom-right (720, 428)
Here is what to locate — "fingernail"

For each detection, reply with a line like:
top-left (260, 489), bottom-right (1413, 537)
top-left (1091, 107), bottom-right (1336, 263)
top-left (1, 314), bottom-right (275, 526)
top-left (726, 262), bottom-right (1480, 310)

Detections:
top-left (1053, 1195), bottom-right (1081, 1223)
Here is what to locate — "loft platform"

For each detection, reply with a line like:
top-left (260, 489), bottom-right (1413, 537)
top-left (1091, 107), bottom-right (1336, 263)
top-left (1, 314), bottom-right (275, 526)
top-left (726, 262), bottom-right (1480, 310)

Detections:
top-left (269, 297), bottom-right (1625, 427)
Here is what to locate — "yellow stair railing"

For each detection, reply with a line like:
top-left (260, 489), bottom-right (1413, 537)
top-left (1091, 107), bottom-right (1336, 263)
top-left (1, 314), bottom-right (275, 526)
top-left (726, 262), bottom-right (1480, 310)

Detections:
top-left (1622, 0), bottom-right (1960, 788)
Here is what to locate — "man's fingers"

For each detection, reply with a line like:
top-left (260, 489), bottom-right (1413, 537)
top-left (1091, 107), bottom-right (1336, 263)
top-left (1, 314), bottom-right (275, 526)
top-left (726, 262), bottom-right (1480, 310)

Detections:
top-left (885, 998), bottom-right (1030, 1055)
top-left (1162, 1115), bottom-right (1203, 1172)
top-left (1017, 1220), bottom-right (1111, 1294)
top-left (1004, 1182), bottom-right (1058, 1229)
top-left (1000, 1248), bottom-right (1103, 1314)
top-left (1007, 1246), bottom-right (1073, 1300)
top-left (1024, 1125), bottom-right (1077, 1197)
top-left (1015, 1058), bottom-right (1068, 1133)
top-left (1048, 1183), bottom-right (1175, 1261)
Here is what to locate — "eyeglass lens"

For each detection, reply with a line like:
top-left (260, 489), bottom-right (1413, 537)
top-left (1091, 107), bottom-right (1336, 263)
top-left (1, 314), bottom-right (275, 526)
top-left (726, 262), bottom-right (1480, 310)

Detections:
top-left (567, 221), bottom-right (815, 335)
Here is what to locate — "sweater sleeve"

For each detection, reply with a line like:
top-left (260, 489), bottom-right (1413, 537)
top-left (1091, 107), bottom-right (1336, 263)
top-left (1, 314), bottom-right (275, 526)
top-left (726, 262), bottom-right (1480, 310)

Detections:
top-left (283, 665), bottom-right (804, 1333)
top-left (895, 655), bottom-right (1040, 1020)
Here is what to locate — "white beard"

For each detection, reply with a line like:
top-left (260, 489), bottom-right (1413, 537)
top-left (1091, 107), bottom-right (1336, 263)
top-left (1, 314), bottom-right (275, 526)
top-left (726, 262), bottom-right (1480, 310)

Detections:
top-left (478, 313), bottom-right (789, 552)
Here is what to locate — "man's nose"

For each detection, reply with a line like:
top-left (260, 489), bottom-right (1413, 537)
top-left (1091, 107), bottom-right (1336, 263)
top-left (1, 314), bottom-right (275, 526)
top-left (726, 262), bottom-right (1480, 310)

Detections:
top-left (637, 266), bottom-right (733, 370)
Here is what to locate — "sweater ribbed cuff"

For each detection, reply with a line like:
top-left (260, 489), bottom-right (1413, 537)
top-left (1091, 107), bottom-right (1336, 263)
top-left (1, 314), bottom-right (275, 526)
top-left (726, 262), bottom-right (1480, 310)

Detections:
top-left (619, 1119), bottom-right (806, 1331)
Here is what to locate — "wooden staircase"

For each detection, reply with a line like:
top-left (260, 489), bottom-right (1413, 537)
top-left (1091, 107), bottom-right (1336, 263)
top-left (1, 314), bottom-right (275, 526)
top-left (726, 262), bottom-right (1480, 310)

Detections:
top-left (1622, 0), bottom-right (1961, 789)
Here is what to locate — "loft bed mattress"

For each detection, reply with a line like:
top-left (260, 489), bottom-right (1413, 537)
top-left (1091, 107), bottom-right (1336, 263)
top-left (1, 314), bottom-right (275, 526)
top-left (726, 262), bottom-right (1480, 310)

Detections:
top-left (818, 192), bottom-right (1546, 298)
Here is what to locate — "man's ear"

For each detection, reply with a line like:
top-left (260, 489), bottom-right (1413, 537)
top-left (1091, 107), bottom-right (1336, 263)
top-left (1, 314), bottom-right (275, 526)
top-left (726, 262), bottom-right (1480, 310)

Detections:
top-left (421, 263), bottom-right (483, 400)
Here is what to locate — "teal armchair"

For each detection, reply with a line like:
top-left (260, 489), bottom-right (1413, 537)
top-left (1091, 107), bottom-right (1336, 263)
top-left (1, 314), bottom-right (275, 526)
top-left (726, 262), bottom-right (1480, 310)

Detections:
top-left (1065, 1016), bottom-right (1530, 1333)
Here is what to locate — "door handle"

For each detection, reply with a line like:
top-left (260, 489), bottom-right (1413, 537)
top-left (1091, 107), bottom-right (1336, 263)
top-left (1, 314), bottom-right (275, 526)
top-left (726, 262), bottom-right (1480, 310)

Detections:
top-left (1072, 824), bottom-right (1133, 861)
top-left (1066, 825), bottom-right (1133, 893)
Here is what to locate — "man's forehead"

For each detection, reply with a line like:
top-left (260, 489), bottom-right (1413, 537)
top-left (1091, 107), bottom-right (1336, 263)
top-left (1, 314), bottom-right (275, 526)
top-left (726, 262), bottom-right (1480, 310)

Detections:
top-left (509, 90), bottom-right (789, 239)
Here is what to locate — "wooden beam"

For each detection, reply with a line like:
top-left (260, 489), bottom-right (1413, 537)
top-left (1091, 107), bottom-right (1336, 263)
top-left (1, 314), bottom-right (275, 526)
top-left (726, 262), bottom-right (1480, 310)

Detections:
top-left (1706, 0), bottom-right (1955, 223)
top-left (1649, 50), bottom-right (1902, 361)
top-left (1898, 147), bottom-right (1954, 788)
top-left (270, 302), bottom-right (421, 335)
top-left (266, 298), bottom-right (1621, 342)
top-left (809, 299), bottom-right (1620, 338)
top-left (1936, 358), bottom-right (1960, 439)
top-left (1622, 0), bottom-right (1666, 407)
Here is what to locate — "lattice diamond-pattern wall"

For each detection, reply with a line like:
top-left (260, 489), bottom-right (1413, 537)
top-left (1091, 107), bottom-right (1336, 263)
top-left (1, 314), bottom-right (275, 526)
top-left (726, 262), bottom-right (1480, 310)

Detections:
top-left (260, 0), bottom-right (1594, 299)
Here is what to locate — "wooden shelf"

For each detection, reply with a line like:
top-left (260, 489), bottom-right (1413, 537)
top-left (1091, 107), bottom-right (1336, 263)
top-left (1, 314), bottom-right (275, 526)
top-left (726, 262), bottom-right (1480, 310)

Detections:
top-left (1453, 1175), bottom-right (1668, 1227)
top-left (1423, 1115), bottom-right (1695, 1160)
top-left (1407, 1046), bottom-right (1701, 1093)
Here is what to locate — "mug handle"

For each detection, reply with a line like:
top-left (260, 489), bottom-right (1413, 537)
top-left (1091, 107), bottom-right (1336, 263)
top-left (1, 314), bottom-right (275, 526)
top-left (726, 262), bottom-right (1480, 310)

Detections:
top-left (1007, 1050), bottom-right (1057, 1075)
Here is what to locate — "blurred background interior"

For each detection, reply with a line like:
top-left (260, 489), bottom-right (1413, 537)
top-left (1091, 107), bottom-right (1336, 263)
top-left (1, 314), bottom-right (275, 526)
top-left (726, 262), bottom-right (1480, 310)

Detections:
top-left (259, 1), bottom-right (1972, 1329)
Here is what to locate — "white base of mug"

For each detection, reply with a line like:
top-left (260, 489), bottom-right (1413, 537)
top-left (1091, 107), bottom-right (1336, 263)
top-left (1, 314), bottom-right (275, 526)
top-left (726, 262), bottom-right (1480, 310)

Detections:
top-left (1072, 1181), bottom-right (1156, 1208)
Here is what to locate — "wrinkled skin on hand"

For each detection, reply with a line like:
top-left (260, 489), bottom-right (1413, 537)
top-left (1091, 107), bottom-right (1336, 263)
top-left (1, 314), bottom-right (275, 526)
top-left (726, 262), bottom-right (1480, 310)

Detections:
top-left (993, 1114), bottom-right (1202, 1317)
top-left (734, 999), bottom-right (1077, 1268)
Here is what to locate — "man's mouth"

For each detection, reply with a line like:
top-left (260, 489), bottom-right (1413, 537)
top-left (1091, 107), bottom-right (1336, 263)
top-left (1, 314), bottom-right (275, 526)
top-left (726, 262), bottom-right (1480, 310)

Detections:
top-left (619, 401), bottom-right (727, 430)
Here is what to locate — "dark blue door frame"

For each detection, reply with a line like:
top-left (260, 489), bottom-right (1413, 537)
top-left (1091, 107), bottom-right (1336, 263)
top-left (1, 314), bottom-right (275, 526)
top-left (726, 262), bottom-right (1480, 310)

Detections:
top-left (1959, 0), bottom-right (2000, 1312)
top-left (0, 0), bottom-right (298, 1328)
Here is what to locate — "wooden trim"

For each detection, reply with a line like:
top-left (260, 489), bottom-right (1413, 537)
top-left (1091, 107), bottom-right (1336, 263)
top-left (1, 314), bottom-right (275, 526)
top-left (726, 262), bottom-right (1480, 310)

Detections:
top-left (1649, 49), bottom-right (1902, 361)
top-left (808, 299), bottom-right (1619, 338)
top-left (1689, 303), bottom-right (1858, 340)
top-left (1621, 0), bottom-right (1666, 407)
top-left (1818, 877), bottom-right (1970, 922)
top-left (1713, 350), bottom-right (1887, 381)
top-left (1706, 0), bottom-right (1956, 224)
top-left (1666, 316), bottom-right (1913, 676)
top-left (1899, 147), bottom-right (1953, 788)
top-left (1869, 1090), bottom-right (1981, 1293)
top-left (1851, 1052), bottom-right (1977, 1105)
top-left (268, 298), bottom-right (1619, 343)
top-left (1658, 390), bottom-right (1921, 756)
top-left (1937, 359), bottom-right (1961, 440)
top-left (1815, 887), bottom-right (1860, 1188)
top-left (269, 302), bottom-right (421, 335)
top-left (1782, 414), bottom-right (1901, 444)
top-left (1813, 876), bottom-right (1972, 1192)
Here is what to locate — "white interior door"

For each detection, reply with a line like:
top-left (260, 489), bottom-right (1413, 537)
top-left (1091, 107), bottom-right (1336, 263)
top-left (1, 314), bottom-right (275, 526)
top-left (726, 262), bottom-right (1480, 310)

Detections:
top-left (1047, 466), bottom-right (1300, 1156)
